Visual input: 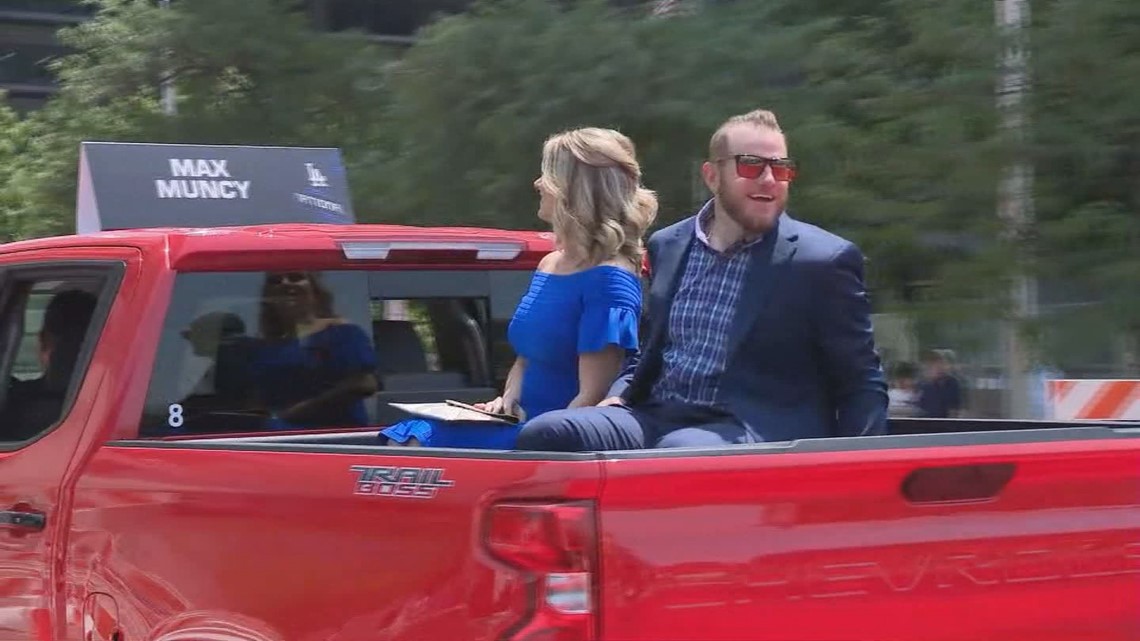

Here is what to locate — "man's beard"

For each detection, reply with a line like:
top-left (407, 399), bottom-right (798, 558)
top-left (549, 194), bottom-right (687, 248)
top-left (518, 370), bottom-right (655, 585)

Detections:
top-left (717, 188), bottom-right (773, 235)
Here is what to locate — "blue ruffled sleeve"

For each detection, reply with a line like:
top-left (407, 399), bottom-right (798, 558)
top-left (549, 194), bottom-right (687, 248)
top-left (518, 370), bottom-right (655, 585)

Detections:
top-left (577, 267), bottom-right (642, 354)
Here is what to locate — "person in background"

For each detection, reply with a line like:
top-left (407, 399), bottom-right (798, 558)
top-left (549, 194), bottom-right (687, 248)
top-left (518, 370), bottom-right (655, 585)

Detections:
top-left (179, 311), bottom-right (251, 399)
top-left (514, 108), bottom-right (889, 451)
top-left (170, 311), bottom-right (258, 431)
top-left (888, 361), bottom-right (922, 417)
top-left (381, 127), bottom-right (657, 448)
top-left (916, 348), bottom-right (963, 418)
top-left (1028, 361), bottom-right (1064, 419)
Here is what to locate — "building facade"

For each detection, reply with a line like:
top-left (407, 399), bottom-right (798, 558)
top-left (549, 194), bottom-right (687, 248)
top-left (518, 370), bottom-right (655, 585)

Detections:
top-left (0, 0), bottom-right (478, 112)
top-left (0, 0), bottom-right (91, 112)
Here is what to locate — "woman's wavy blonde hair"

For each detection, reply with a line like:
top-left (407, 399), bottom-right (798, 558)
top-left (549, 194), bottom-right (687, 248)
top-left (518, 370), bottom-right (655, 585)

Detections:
top-left (537, 127), bottom-right (658, 268)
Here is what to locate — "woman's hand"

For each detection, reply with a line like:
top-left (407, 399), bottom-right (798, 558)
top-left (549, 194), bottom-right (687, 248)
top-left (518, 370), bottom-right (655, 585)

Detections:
top-left (476, 358), bottom-right (527, 420)
top-left (475, 396), bottom-right (526, 421)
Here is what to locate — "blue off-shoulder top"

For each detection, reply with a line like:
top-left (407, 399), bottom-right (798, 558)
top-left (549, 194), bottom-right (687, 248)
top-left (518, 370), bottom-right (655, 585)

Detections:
top-left (380, 264), bottom-right (642, 449)
top-left (509, 265), bottom-right (642, 419)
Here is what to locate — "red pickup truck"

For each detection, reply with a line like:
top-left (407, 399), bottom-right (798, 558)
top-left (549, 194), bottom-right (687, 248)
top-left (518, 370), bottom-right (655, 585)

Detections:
top-left (0, 223), bottom-right (1137, 641)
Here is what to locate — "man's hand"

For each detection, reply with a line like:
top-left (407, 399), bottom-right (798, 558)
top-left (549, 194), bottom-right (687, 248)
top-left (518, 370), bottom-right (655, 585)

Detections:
top-left (596, 396), bottom-right (626, 407)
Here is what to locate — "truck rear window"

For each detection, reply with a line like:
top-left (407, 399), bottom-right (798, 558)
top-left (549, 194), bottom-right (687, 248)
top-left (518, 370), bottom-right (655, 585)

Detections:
top-left (138, 269), bottom-right (531, 437)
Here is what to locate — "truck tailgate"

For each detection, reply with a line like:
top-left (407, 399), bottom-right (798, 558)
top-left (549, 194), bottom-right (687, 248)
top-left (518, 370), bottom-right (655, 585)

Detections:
top-left (67, 443), bottom-right (602, 641)
top-left (595, 430), bottom-right (1140, 641)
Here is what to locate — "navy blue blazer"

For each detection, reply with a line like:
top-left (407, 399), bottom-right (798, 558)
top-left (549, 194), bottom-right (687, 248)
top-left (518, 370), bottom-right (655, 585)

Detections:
top-left (610, 211), bottom-right (889, 441)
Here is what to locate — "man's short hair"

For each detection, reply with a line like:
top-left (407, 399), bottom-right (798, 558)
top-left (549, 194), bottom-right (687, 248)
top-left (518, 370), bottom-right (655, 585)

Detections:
top-left (709, 109), bottom-right (783, 159)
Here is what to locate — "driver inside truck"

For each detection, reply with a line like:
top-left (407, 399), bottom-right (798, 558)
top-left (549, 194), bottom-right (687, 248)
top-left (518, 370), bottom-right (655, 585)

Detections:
top-left (0, 288), bottom-right (98, 441)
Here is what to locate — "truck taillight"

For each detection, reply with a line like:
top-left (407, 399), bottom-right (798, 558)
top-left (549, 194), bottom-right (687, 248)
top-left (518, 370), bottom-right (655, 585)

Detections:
top-left (484, 501), bottom-right (598, 641)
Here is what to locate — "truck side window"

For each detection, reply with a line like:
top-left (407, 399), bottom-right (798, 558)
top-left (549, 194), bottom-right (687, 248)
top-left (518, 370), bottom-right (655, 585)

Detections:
top-left (0, 274), bottom-right (111, 446)
top-left (138, 271), bottom-right (375, 437)
top-left (137, 270), bottom-right (530, 437)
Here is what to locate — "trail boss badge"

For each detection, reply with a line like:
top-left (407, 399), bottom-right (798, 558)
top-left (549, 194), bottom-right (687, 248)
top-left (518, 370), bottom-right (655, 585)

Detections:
top-left (349, 465), bottom-right (455, 499)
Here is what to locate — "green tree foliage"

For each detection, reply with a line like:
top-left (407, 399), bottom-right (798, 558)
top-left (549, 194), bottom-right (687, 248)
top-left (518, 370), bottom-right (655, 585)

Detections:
top-left (1031, 0), bottom-right (1140, 368)
top-left (770, 0), bottom-right (1006, 311)
top-left (363, 0), bottom-right (666, 228)
top-left (0, 0), bottom-right (1018, 310)
top-left (0, 0), bottom-right (392, 237)
top-left (0, 0), bottom-right (1134, 371)
top-left (372, 0), bottom-right (1009, 315)
top-left (0, 95), bottom-right (29, 241)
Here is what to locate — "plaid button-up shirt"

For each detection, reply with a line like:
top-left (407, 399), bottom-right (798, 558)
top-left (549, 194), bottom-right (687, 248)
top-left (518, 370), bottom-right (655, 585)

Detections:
top-left (651, 201), bottom-right (763, 406)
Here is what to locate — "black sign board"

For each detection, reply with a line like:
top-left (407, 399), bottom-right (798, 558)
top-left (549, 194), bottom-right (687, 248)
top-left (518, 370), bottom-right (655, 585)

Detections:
top-left (76, 141), bottom-right (356, 233)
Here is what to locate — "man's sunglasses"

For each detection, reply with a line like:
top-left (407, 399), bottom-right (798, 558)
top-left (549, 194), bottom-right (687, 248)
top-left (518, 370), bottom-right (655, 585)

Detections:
top-left (717, 155), bottom-right (797, 182)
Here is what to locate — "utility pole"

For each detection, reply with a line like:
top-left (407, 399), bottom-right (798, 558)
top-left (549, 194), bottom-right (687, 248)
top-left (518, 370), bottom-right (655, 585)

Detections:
top-left (159, 0), bottom-right (176, 116)
top-left (996, 0), bottom-right (1036, 418)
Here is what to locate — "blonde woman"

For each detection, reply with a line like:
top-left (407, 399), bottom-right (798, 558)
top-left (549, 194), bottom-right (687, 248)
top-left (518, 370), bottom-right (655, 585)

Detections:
top-left (381, 127), bottom-right (657, 448)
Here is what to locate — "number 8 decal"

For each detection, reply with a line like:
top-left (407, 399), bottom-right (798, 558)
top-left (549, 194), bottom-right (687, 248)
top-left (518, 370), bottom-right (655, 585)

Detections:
top-left (168, 403), bottom-right (184, 428)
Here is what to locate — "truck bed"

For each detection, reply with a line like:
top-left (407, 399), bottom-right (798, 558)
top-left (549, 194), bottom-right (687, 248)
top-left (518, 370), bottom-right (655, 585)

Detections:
top-left (134, 416), bottom-right (1140, 453)
top-left (92, 418), bottom-right (1140, 641)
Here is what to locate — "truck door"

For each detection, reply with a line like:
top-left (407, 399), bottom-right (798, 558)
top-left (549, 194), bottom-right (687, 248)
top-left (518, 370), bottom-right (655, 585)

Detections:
top-left (0, 255), bottom-right (129, 641)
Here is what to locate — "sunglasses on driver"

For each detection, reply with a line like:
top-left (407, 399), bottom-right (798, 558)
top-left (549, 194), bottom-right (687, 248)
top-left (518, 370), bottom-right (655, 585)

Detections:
top-left (266, 272), bottom-right (311, 286)
top-left (716, 154), bottom-right (797, 182)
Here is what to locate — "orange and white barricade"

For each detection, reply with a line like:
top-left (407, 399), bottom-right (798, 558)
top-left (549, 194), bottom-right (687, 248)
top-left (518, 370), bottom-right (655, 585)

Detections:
top-left (1047, 379), bottom-right (1140, 421)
